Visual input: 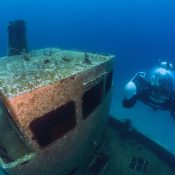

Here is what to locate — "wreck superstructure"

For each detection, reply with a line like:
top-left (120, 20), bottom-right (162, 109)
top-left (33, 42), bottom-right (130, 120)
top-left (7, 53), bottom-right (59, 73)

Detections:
top-left (0, 48), bottom-right (114, 175)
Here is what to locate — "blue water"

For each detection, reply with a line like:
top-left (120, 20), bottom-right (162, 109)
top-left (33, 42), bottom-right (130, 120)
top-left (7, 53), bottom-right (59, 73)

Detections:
top-left (0, 0), bottom-right (175, 172)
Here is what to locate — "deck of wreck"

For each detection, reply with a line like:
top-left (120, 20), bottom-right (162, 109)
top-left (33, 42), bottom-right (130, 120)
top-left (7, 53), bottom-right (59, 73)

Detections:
top-left (83, 117), bottom-right (175, 175)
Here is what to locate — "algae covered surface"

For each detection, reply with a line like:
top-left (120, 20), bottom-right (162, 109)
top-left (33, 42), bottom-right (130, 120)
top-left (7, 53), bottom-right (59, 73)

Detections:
top-left (0, 48), bottom-right (113, 97)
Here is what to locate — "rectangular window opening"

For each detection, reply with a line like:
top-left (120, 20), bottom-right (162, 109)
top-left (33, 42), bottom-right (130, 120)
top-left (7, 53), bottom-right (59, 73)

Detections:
top-left (82, 81), bottom-right (104, 119)
top-left (30, 101), bottom-right (76, 147)
top-left (0, 99), bottom-right (31, 164)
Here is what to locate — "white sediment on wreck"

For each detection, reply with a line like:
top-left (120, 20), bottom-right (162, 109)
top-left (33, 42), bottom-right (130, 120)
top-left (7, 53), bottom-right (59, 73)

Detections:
top-left (0, 48), bottom-right (114, 97)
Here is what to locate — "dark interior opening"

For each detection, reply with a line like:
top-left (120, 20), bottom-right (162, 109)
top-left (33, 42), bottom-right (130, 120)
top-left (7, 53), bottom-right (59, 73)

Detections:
top-left (105, 71), bottom-right (113, 94)
top-left (0, 99), bottom-right (31, 163)
top-left (30, 101), bottom-right (76, 147)
top-left (82, 81), bottom-right (103, 119)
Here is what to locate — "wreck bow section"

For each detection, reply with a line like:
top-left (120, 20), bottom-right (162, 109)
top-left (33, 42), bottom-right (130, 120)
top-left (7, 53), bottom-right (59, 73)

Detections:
top-left (0, 48), bottom-right (114, 175)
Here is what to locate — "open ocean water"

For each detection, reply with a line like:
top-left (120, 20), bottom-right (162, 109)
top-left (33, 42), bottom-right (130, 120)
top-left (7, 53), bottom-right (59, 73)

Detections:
top-left (0, 0), bottom-right (175, 174)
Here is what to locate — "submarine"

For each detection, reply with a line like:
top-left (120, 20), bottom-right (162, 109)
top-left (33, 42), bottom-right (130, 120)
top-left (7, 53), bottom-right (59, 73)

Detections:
top-left (0, 20), bottom-right (175, 175)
